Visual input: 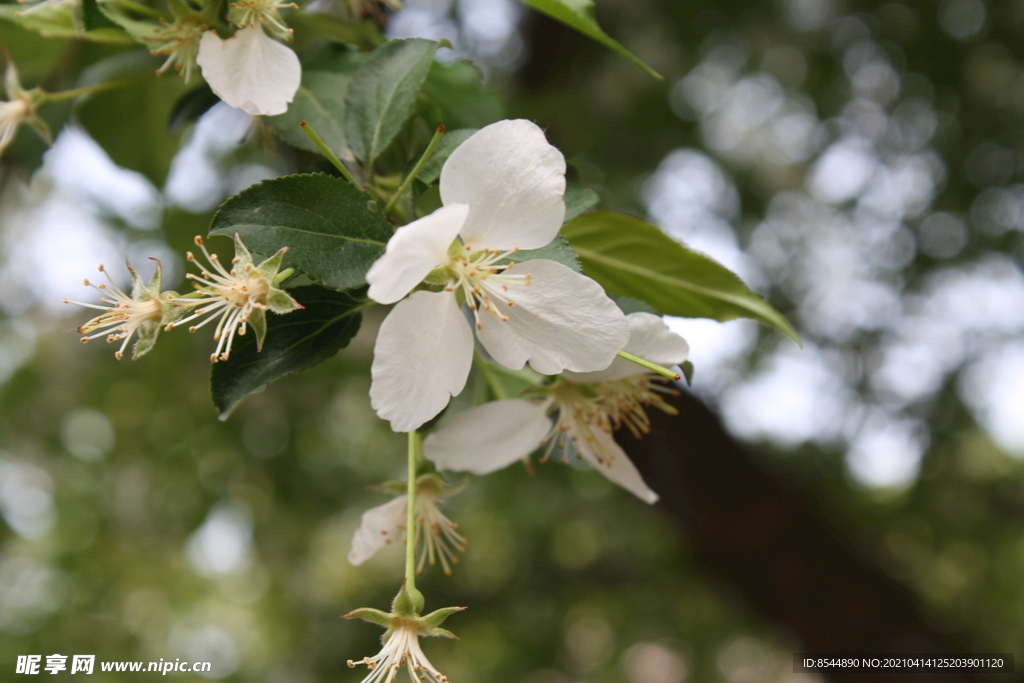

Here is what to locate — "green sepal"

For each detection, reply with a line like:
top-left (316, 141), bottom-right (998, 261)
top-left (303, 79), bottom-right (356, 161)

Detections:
top-left (132, 321), bottom-right (161, 360)
top-left (368, 480), bottom-right (408, 495)
top-left (248, 308), bottom-right (268, 353)
top-left (392, 583), bottom-right (420, 617)
top-left (266, 287), bottom-right (301, 314)
top-left (419, 606), bottom-right (465, 632)
top-left (342, 607), bottom-right (393, 628)
top-left (426, 627), bottom-right (458, 639)
top-left (232, 231), bottom-right (254, 266)
top-left (146, 258), bottom-right (164, 291)
top-left (680, 361), bottom-right (694, 387)
top-left (126, 260), bottom-right (148, 299)
top-left (253, 246), bottom-right (286, 277)
top-left (416, 473), bottom-right (469, 499)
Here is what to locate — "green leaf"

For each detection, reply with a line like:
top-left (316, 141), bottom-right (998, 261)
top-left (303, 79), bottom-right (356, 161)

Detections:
top-left (517, 0), bottom-right (662, 80)
top-left (564, 184), bottom-right (599, 223)
top-left (267, 43), bottom-right (368, 153)
top-left (82, 0), bottom-right (119, 31)
top-left (562, 212), bottom-right (799, 344)
top-left (422, 60), bottom-right (504, 129)
top-left (416, 127), bottom-right (476, 184)
top-left (211, 286), bottom-right (367, 419)
top-left (344, 38), bottom-right (439, 164)
top-left (209, 174), bottom-right (393, 292)
top-left (0, 3), bottom-right (133, 43)
top-left (269, 72), bottom-right (356, 153)
top-left (93, 0), bottom-right (166, 43)
top-left (298, 39), bottom-right (371, 72)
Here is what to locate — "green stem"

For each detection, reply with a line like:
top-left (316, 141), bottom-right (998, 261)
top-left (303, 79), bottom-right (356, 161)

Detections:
top-left (273, 267), bottom-right (296, 286)
top-left (383, 124), bottom-right (445, 215)
top-left (405, 431), bottom-right (424, 610)
top-left (299, 121), bottom-right (362, 188)
top-left (42, 80), bottom-right (135, 102)
top-left (616, 350), bottom-right (681, 381)
top-left (475, 353), bottom-right (506, 401)
top-left (113, 0), bottom-right (167, 17)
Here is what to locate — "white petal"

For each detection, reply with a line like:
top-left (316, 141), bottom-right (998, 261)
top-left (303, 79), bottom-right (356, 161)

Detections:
top-left (440, 119), bottom-right (566, 251)
top-left (348, 496), bottom-right (407, 565)
top-left (475, 259), bottom-right (629, 375)
top-left (366, 203), bottom-right (467, 304)
top-left (563, 312), bottom-right (690, 383)
top-left (370, 290), bottom-right (474, 432)
top-left (423, 399), bottom-right (551, 474)
top-left (196, 27), bottom-right (300, 116)
top-left (576, 425), bottom-right (659, 504)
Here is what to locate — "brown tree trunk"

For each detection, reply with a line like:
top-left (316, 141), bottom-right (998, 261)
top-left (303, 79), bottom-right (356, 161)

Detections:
top-left (621, 389), bottom-right (984, 683)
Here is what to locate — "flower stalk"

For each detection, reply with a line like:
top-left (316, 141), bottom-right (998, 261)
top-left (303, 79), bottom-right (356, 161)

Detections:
top-left (616, 349), bottom-right (681, 381)
top-left (299, 120), bottom-right (362, 188)
top-left (405, 430), bottom-right (425, 612)
top-left (383, 124), bottom-right (445, 215)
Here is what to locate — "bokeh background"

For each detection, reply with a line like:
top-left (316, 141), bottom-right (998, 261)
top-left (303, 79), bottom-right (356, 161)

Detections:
top-left (3, 0), bottom-right (1024, 681)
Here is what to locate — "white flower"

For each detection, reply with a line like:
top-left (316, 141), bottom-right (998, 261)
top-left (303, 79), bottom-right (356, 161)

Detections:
top-left (422, 313), bottom-right (689, 504)
top-left (195, 26), bottom-right (300, 116)
top-left (167, 233), bottom-right (302, 362)
top-left (62, 260), bottom-right (179, 360)
top-left (349, 475), bottom-right (467, 575)
top-left (1, 59), bottom-right (50, 157)
top-left (348, 619), bottom-right (450, 683)
top-left (366, 119), bottom-right (630, 432)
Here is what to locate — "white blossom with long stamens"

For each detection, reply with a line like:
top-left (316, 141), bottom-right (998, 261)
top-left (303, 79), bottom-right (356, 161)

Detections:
top-left (167, 233), bottom-right (301, 362)
top-left (366, 119), bottom-right (630, 432)
top-left (228, 0), bottom-right (298, 40)
top-left (423, 313), bottom-right (690, 503)
top-left (62, 260), bottom-right (178, 360)
top-left (147, 16), bottom-right (207, 84)
top-left (349, 475), bottom-right (467, 575)
top-left (348, 619), bottom-right (449, 683)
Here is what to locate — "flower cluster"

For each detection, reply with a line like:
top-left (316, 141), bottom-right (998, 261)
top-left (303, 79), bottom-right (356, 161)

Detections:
top-left (64, 117), bottom-right (692, 683)
top-left (366, 119), bottom-right (630, 432)
top-left (65, 233), bottom-right (299, 363)
top-left (342, 122), bottom-right (690, 681)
